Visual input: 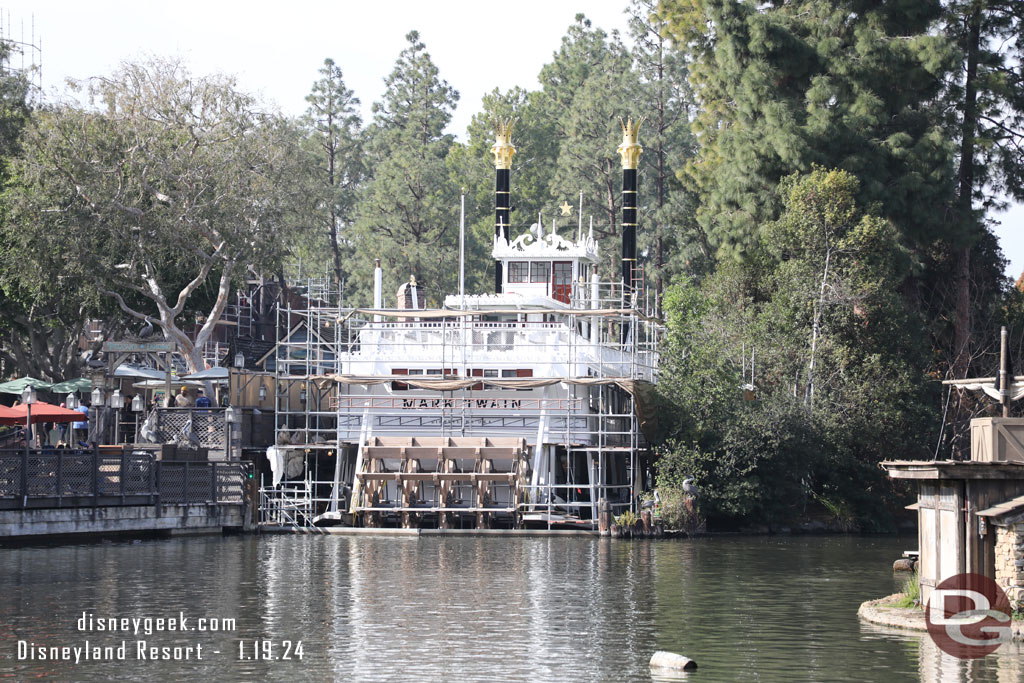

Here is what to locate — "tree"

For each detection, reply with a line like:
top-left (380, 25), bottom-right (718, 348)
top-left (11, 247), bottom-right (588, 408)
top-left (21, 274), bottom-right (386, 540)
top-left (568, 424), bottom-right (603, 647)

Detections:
top-left (303, 58), bottom-right (363, 292)
top-left (540, 15), bottom-right (635, 278)
top-left (940, 1), bottom-right (1024, 379)
top-left (12, 59), bottom-right (303, 374)
top-left (661, 0), bottom-right (957, 258)
top-left (447, 86), bottom-right (556, 293)
top-left (350, 32), bottom-right (460, 306)
top-left (628, 0), bottom-right (701, 302)
top-left (0, 40), bottom-right (96, 382)
top-left (656, 169), bottom-right (933, 530)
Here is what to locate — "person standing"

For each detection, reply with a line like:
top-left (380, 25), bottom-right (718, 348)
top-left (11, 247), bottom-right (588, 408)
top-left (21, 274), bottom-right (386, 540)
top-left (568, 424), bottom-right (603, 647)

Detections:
top-left (73, 403), bottom-right (89, 447)
top-left (194, 388), bottom-right (211, 409)
top-left (174, 386), bottom-right (193, 407)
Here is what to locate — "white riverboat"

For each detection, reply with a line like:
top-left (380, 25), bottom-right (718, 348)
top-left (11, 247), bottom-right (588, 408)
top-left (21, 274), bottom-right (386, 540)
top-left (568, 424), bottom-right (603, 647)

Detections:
top-left (260, 119), bottom-right (662, 530)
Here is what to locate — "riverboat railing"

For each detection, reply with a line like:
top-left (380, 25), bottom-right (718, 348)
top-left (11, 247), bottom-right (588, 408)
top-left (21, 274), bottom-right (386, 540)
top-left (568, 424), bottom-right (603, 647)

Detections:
top-left (0, 448), bottom-right (245, 509)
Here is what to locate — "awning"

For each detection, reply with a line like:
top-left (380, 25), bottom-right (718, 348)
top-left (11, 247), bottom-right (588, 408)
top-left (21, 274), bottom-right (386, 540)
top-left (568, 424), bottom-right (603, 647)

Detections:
top-left (0, 377), bottom-right (53, 394)
top-left (113, 365), bottom-right (167, 380)
top-left (50, 377), bottom-right (92, 393)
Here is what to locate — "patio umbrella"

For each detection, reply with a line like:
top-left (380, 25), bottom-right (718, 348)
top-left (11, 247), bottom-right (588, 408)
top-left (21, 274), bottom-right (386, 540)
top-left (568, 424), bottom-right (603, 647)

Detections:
top-left (0, 377), bottom-right (53, 394)
top-left (0, 405), bottom-right (19, 421)
top-left (0, 401), bottom-right (85, 425)
top-left (50, 377), bottom-right (92, 393)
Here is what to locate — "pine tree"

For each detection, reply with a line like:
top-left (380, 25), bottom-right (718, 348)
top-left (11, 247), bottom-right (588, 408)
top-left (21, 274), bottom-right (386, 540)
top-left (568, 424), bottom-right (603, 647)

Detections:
top-left (350, 31), bottom-right (460, 306)
top-left (661, 0), bottom-right (957, 258)
top-left (539, 15), bottom-right (635, 279)
top-left (628, 0), bottom-right (701, 305)
top-left (303, 58), bottom-right (362, 292)
top-left (940, 1), bottom-right (1024, 379)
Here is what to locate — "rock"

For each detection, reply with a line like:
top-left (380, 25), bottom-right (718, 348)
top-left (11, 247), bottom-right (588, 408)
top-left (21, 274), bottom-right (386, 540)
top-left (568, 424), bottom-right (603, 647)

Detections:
top-left (893, 558), bottom-right (916, 572)
top-left (650, 651), bottom-right (697, 671)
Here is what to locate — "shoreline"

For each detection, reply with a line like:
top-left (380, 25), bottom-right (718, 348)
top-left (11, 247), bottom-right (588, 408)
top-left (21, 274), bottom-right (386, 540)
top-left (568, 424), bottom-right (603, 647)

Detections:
top-left (858, 593), bottom-right (1024, 641)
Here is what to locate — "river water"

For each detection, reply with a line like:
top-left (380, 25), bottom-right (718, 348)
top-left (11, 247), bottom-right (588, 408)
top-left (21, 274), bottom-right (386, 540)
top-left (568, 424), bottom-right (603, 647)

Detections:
top-left (1, 533), bottom-right (1022, 682)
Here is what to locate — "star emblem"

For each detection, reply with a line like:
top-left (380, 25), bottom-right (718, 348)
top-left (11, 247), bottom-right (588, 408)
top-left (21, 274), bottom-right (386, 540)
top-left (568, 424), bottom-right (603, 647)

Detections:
top-left (559, 201), bottom-right (572, 216)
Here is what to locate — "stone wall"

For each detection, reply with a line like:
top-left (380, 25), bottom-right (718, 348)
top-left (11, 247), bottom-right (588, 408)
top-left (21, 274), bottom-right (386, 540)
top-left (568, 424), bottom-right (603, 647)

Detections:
top-left (995, 521), bottom-right (1024, 611)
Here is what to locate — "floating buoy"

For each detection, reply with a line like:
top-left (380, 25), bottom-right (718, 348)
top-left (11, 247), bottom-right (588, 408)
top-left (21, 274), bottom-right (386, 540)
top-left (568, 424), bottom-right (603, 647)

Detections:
top-left (650, 651), bottom-right (697, 671)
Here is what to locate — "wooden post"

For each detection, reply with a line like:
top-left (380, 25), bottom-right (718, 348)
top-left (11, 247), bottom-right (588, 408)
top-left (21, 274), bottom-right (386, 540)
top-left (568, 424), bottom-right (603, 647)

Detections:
top-left (598, 498), bottom-right (611, 535)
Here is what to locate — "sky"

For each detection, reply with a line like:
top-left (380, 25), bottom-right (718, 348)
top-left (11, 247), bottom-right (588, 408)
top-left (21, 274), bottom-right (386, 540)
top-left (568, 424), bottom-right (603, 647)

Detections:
top-left (1, 0), bottom-right (1021, 278)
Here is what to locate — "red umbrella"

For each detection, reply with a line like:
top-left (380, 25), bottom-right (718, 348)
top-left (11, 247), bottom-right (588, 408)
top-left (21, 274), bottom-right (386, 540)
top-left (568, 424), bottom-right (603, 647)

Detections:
top-left (0, 401), bottom-right (84, 425)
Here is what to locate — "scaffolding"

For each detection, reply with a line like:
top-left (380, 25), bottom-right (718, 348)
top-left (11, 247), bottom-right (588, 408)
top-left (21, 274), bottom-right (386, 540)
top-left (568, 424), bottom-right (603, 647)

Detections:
top-left (259, 271), bottom-right (661, 530)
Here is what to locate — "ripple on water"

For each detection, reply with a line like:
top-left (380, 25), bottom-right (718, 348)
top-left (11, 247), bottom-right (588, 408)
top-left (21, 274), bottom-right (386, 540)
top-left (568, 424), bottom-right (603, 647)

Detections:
top-left (1, 534), bottom-right (1019, 682)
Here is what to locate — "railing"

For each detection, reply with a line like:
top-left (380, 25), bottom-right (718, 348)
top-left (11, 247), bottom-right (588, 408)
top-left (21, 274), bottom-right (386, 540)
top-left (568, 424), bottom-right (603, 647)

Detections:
top-left (0, 448), bottom-right (245, 509)
top-left (153, 408), bottom-right (227, 450)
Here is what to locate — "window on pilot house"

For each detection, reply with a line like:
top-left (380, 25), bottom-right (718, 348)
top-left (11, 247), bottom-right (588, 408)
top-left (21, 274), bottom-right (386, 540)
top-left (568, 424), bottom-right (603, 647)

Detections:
top-left (530, 262), bottom-right (549, 283)
top-left (508, 262), bottom-right (529, 283)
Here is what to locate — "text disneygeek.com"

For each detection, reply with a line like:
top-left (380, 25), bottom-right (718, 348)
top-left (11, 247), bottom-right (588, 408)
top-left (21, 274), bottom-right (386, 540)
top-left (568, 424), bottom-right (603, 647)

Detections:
top-left (12, 611), bottom-right (305, 663)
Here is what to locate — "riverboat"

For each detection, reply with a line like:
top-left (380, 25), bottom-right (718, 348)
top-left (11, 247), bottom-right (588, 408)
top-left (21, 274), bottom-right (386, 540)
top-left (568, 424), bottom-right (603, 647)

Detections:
top-left (260, 118), bottom-right (662, 530)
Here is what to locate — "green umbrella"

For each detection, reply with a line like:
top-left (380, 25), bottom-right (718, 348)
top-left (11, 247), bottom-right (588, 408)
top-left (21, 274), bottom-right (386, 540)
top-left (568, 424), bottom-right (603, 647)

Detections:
top-left (0, 376), bottom-right (53, 394)
top-left (50, 377), bottom-right (92, 393)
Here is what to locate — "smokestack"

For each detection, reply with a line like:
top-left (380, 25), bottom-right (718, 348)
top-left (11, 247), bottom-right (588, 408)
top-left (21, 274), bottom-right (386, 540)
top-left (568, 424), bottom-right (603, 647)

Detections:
top-left (617, 117), bottom-right (643, 292)
top-left (491, 119), bottom-right (516, 293)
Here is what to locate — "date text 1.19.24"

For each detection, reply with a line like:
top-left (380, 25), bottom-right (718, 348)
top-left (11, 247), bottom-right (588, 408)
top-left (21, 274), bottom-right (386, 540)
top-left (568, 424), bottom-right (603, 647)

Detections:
top-left (237, 640), bottom-right (304, 660)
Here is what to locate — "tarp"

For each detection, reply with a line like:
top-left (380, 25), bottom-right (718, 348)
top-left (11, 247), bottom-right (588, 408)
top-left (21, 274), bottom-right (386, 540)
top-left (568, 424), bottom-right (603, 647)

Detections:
top-left (0, 377), bottom-right (53, 394)
top-left (943, 376), bottom-right (1024, 402)
top-left (314, 374), bottom-right (662, 444)
top-left (50, 377), bottom-right (92, 393)
top-left (339, 306), bottom-right (664, 324)
top-left (0, 401), bottom-right (85, 425)
top-left (182, 367), bottom-right (229, 381)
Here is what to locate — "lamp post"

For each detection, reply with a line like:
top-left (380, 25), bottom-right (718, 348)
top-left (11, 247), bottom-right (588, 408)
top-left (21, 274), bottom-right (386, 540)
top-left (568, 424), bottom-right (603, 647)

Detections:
top-left (131, 393), bottom-right (144, 443)
top-left (21, 385), bottom-right (36, 452)
top-left (91, 387), bottom-right (104, 446)
top-left (225, 405), bottom-right (240, 461)
top-left (233, 352), bottom-right (245, 406)
top-left (64, 392), bottom-right (79, 445)
top-left (111, 389), bottom-right (124, 445)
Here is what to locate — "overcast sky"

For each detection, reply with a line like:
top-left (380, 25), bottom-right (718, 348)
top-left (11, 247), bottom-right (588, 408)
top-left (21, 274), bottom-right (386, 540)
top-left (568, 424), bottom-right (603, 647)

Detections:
top-left (2, 0), bottom-right (1020, 277)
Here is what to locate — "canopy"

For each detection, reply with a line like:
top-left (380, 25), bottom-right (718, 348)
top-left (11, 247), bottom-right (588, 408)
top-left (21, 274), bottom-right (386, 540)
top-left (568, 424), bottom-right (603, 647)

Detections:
top-left (131, 379), bottom-right (204, 390)
top-left (0, 377), bottom-right (53, 395)
top-left (182, 366), bottom-right (229, 381)
top-left (0, 405), bottom-right (19, 421)
top-left (113, 365), bottom-right (167, 380)
top-left (0, 401), bottom-right (85, 425)
top-left (50, 377), bottom-right (92, 393)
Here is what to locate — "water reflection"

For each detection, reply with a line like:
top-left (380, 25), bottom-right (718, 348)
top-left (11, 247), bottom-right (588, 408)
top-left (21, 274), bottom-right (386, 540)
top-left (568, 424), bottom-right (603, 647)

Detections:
top-left (0, 534), bottom-right (1020, 682)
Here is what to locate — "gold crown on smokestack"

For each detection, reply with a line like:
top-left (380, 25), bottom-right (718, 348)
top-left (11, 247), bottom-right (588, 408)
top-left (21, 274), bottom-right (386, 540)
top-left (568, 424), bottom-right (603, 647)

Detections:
top-left (617, 116), bottom-right (645, 169)
top-left (490, 118), bottom-right (517, 169)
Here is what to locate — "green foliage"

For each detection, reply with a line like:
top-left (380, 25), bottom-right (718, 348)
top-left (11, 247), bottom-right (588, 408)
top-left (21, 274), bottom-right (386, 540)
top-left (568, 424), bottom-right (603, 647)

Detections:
top-left (615, 509), bottom-right (639, 528)
top-left (349, 32), bottom-right (461, 306)
top-left (300, 57), bottom-right (364, 289)
top-left (8, 58), bottom-right (305, 373)
top-left (662, 0), bottom-right (957, 257)
top-left (656, 169), bottom-right (934, 530)
top-left (893, 572), bottom-right (920, 609)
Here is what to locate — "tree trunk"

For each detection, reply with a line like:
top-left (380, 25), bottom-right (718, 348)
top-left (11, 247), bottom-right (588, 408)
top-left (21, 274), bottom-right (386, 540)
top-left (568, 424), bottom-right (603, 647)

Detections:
top-left (953, 5), bottom-right (982, 380)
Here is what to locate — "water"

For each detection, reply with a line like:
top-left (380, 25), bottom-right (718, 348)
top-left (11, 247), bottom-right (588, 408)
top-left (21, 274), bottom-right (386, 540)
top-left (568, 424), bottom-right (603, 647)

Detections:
top-left (1, 534), bottom-right (1022, 682)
